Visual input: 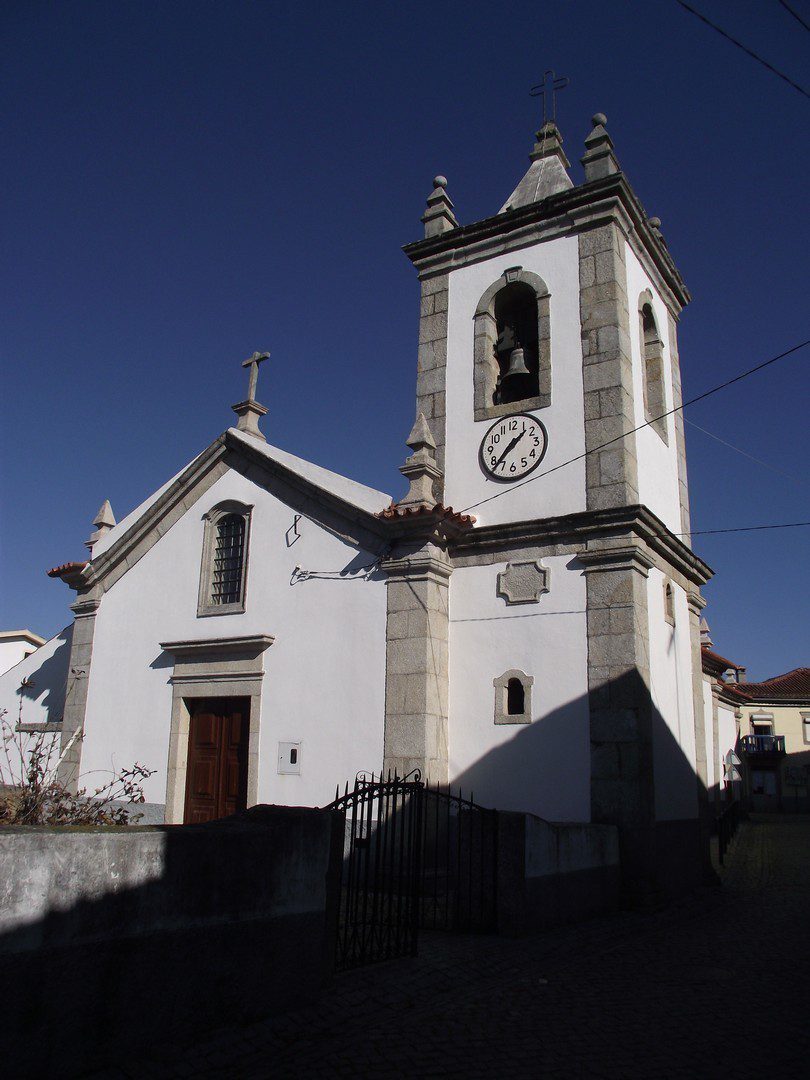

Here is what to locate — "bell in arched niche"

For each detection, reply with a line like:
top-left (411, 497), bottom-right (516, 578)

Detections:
top-left (493, 282), bottom-right (539, 405)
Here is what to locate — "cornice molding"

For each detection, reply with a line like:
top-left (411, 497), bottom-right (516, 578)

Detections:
top-left (159, 635), bottom-right (275, 658)
top-left (450, 504), bottom-right (712, 587)
top-left (403, 174), bottom-right (690, 315)
top-left (578, 543), bottom-right (655, 577)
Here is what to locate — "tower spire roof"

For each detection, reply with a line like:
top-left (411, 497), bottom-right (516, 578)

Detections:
top-left (499, 120), bottom-right (573, 214)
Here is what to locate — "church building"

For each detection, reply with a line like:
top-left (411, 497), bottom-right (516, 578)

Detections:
top-left (1, 110), bottom-right (716, 900)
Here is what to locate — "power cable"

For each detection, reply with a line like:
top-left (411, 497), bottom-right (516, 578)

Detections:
top-left (459, 338), bottom-right (809, 514)
top-left (675, 521), bottom-right (810, 536)
top-left (684, 417), bottom-right (809, 486)
top-left (778, 0), bottom-right (810, 34)
top-left (674, 0), bottom-right (810, 99)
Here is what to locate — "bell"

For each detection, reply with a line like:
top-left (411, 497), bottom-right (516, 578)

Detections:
top-left (501, 346), bottom-right (531, 383)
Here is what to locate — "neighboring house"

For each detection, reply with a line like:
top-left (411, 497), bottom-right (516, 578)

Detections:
top-left (0, 630), bottom-right (45, 677)
top-left (0, 109), bottom-right (720, 901)
top-left (734, 669), bottom-right (810, 812)
top-left (699, 621), bottom-right (808, 814)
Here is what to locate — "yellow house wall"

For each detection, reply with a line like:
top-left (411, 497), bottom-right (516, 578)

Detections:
top-left (739, 702), bottom-right (810, 801)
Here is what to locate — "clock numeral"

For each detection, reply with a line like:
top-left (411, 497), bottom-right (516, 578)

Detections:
top-left (509, 419), bottom-right (517, 431)
top-left (520, 457), bottom-right (528, 468)
top-left (533, 437), bottom-right (540, 446)
top-left (492, 433), bottom-right (500, 444)
top-left (509, 462), bottom-right (517, 473)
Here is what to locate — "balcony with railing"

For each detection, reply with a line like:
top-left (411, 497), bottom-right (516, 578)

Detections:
top-left (740, 734), bottom-right (786, 756)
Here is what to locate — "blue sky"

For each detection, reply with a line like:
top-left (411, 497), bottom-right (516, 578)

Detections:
top-left (1, 0), bottom-right (808, 679)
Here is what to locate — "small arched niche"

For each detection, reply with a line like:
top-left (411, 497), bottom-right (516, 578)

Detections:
top-left (663, 579), bottom-right (676, 626)
top-left (474, 268), bottom-right (551, 421)
top-left (638, 291), bottom-right (668, 443)
top-left (493, 668), bottom-right (534, 725)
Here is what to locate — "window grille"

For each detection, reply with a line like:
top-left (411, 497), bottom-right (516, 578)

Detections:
top-left (210, 514), bottom-right (245, 605)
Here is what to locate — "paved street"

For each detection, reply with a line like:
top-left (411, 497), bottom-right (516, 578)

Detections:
top-left (93, 815), bottom-right (810, 1079)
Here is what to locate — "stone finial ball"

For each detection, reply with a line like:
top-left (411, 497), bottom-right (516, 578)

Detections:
top-left (592, 113), bottom-right (607, 127)
top-left (433, 175), bottom-right (447, 189)
top-left (649, 216), bottom-right (662, 229)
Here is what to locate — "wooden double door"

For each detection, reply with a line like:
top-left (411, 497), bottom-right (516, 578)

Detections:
top-left (183, 697), bottom-right (250, 824)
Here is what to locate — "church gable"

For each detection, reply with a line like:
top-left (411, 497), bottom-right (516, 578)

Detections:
top-left (60, 427), bottom-right (393, 601)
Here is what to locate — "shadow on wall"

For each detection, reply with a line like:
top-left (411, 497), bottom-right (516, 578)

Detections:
top-left (14, 625), bottom-right (72, 726)
top-left (0, 806), bottom-right (343, 1080)
top-left (449, 669), bottom-right (714, 904)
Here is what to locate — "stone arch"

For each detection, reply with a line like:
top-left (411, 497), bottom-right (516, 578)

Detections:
top-left (493, 668), bottom-right (534, 725)
top-left (638, 289), bottom-right (668, 443)
top-left (473, 267), bottom-right (552, 421)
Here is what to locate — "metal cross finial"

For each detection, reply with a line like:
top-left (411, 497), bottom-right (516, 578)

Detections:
top-left (529, 70), bottom-right (569, 124)
top-left (242, 350), bottom-right (270, 401)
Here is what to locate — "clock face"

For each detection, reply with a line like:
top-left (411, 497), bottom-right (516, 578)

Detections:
top-left (479, 413), bottom-right (548, 482)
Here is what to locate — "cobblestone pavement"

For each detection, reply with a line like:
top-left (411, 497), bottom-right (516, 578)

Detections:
top-left (93, 815), bottom-right (810, 1079)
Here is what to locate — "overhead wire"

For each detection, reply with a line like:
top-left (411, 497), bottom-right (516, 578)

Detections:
top-left (778, 0), bottom-right (810, 35)
top-left (684, 417), bottom-right (809, 486)
top-left (674, 0), bottom-right (810, 99)
top-left (458, 338), bottom-right (809, 514)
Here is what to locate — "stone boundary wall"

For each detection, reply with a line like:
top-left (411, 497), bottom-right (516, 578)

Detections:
top-left (497, 812), bottom-right (620, 934)
top-left (0, 805), bottom-right (343, 1078)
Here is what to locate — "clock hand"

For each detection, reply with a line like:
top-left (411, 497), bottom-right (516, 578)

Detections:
top-left (494, 429), bottom-right (526, 468)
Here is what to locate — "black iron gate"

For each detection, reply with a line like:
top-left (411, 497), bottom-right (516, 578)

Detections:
top-left (328, 773), bottom-right (498, 970)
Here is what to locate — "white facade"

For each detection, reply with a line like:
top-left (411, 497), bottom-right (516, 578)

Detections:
top-left (448, 555), bottom-right (590, 819)
top-left (623, 243), bottom-right (683, 534)
top-left (444, 236), bottom-right (587, 527)
top-left (646, 568), bottom-right (698, 821)
top-left (81, 466), bottom-right (388, 811)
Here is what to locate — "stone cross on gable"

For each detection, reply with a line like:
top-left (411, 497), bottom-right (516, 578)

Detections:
top-left (243, 350), bottom-right (270, 402)
top-left (529, 70), bottom-right (569, 124)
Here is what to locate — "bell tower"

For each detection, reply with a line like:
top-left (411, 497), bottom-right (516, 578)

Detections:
top-left (399, 107), bottom-right (714, 903)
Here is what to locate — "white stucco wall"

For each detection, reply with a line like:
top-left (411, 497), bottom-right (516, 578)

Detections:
top-left (444, 236), bottom-right (587, 527)
top-left (80, 467), bottom-right (388, 811)
top-left (647, 568), bottom-right (698, 821)
top-left (702, 677), bottom-right (716, 795)
top-left (623, 244), bottom-right (682, 534)
top-left (717, 700), bottom-right (738, 794)
top-left (447, 554), bottom-right (590, 820)
top-left (0, 626), bottom-right (72, 732)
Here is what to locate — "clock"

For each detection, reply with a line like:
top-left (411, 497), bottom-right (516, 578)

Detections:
top-left (479, 413), bottom-right (547, 482)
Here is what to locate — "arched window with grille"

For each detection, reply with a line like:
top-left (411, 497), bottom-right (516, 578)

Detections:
top-left (197, 501), bottom-right (252, 616)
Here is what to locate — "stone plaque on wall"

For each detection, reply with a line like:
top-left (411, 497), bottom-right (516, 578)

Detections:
top-left (497, 560), bottom-right (550, 605)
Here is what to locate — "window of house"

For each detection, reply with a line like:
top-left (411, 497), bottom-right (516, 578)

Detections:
top-left (473, 268), bottom-right (551, 421)
top-left (197, 501), bottom-right (252, 617)
top-left (639, 294), bottom-right (668, 443)
top-left (750, 713), bottom-right (774, 736)
top-left (802, 713), bottom-right (810, 745)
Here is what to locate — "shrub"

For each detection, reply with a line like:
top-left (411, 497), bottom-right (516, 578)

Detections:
top-left (0, 709), bottom-right (154, 826)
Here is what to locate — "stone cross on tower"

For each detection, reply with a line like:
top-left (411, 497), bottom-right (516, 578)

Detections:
top-left (529, 69), bottom-right (569, 124)
top-left (232, 349), bottom-right (270, 441)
